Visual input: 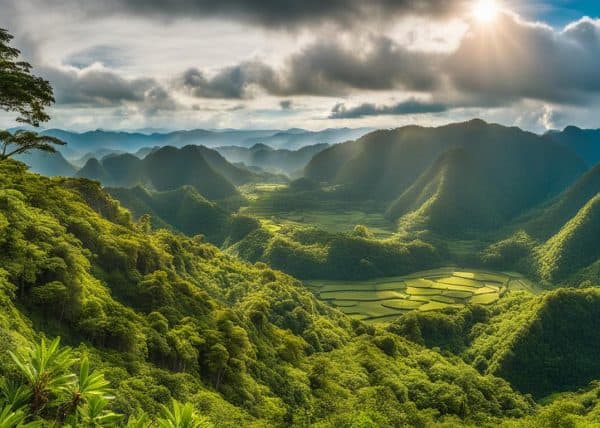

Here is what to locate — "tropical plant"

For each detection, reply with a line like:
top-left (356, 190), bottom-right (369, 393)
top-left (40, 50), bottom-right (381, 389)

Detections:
top-left (157, 399), bottom-right (212, 428)
top-left (75, 396), bottom-right (123, 427)
top-left (8, 337), bottom-right (77, 416)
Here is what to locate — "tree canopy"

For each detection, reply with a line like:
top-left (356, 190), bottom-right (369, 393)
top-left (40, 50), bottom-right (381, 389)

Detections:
top-left (0, 28), bottom-right (54, 126)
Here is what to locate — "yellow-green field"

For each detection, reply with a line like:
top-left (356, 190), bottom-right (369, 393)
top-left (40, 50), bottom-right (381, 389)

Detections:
top-left (305, 268), bottom-right (539, 324)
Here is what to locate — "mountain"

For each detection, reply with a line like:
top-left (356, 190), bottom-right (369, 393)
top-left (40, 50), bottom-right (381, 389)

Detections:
top-left (243, 127), bottom-right (372, 150)
top-left (385, 149), bottom-right (501, 235)
top-left (546, 126), bottom-right (600, 167)
top-left (15, 150), bottom-right (77, 177)
top-left (216, 143), bottom-right (329, 175)
top-left (537, 193), bottom-right (600, 283)
top-left (521, 163), bottom-right (600, 240)
top-left (0, 158), bottom-right (539, 426)
top-left (40, 127), bottom-right (370, 159)
top-left (306, 119), bottom-right (587, 215)
top-left (77, 146), bottom-right (240, 201)
top-left (73, 148), bottom-right (127, 167)
top-left (465, 288), bottom-right (600, 398)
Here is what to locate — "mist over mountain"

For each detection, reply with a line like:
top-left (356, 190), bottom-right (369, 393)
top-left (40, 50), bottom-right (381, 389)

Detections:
top-left (36, 127), bottom-right (371, 159)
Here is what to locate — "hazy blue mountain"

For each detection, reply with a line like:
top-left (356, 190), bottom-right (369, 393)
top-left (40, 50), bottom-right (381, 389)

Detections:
top-left (16, 150), bottom-right (77, 177)
top-left (215, 143), bottom-right (330, 175)
top-left (39, 127), bottom-right (369, 158)
top-left (546, 126), bottom-right (600, 166)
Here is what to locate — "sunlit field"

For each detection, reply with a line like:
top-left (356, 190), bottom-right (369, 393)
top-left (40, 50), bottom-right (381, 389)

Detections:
top-left (306, 268), bottom-right (539, 324)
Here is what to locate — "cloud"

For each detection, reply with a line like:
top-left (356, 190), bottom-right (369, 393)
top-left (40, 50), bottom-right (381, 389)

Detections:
top-left (177, 62), bottom-right (279, 99)
top-left (176, 36), bottom-right (442, 99)
top-left (446, 15), bottom-right (600, 104)
top-left (40, 0), bottom-right (463, 28)
top-left (279, 100), bottom-right (293, 110)
top-left (329, 98), bottom-right (449, 118)
top-left (40, 64), bottom-right (178, 114)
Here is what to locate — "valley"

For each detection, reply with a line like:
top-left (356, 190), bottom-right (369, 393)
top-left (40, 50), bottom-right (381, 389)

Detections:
top-left (306, 268), bottom-right (539, 324)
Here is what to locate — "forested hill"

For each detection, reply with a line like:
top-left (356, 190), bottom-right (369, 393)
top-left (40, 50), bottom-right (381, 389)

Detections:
top-left (305, 119), bottom-right (586, 204)
top-left (0, 159), bottom-right (537, 426)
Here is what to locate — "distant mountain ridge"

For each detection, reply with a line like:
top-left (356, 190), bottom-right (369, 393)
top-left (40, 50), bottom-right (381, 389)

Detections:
top-left (35, 127), bottom-right (372, 158)
top-left (306, 120), bottom-right (587, 224)
top-left (77, 145), bottom-right (242, 201)
top-left (546, 126), bottom-right (600, 167)
top-left (215, 143), bottom-right (330, 175)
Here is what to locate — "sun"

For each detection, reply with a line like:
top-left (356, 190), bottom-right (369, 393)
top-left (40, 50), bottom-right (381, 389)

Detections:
top-left (471, 0), bottom-right (500, 22)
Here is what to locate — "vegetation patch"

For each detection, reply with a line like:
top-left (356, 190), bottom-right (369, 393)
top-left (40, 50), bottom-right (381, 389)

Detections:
top-left (306, 268), bottom-right (537, 324)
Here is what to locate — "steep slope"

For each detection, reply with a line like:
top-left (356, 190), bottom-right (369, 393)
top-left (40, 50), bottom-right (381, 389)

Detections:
top-left (537, 194), bottom-right (600, 283)
top-left (16, 150), bottom-right (77, 177)
top-left (385, 149), bottom-right (501, 235)
top-left (194, 145), bottom-right (284, 185)
top-left (0, 159), bottom-right (534, 426)
top-left (546, 126), bottom-right (600, 167)
top-left (465, 288), bottom-right (600, 398)
top-left (521, 163), bottom-right (600, 240)
top-left (305, 119), bottom-right (586, 206)
top-left (107, 185), bottom-right (234, 244)
top-left (76, 146), bottom-right (241, 201)
top-left (76, 158), bottom-right (112, 183)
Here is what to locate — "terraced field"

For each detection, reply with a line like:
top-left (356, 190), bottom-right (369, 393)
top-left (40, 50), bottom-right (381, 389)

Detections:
top-left (305, 268), bottom-right (538, 324)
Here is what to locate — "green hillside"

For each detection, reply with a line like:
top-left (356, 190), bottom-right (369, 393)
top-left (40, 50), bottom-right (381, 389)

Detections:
top-left (0, 159), bottom-right (542, 426)
top-left (385, 149), bottom-right (500, 235)
top-left (16, 151), bottom-right (76, 177)
top-left (76, 146), bottom-right (241, 201)
top-left (107, 185), bottom-right (259, 246)
top-left (305, 120), bottom-right (586, 206)
top-left (546, 126), bottom-right (600, 167)
top-left (464, 288), bottom-right (600, 398)
top-left (537, 194), bottom-right (600, 283)
top-left (521, 163), bottom-right (600, 240)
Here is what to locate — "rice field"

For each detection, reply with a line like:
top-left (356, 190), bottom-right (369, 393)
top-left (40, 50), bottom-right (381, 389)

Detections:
top-left (305, 268), bottom-right (538, 325)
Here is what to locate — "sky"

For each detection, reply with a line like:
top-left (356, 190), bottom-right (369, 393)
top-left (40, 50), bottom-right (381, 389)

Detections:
top-left (1, 0), bottom-right (599, 132)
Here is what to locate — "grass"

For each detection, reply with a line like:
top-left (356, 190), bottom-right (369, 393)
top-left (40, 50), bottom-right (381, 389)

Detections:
top-left (239, 183), bottom-right (396, 237)
top-left (306, 268), bottom-right (539, 325)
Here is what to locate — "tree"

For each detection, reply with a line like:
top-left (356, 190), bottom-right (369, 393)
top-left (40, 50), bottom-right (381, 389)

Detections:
top-left (0, 28), bottom-right (64, 162)
top-left (0, 130), bottom-right (65, 161)
top-left (0, 28), bottom-right (54, 126)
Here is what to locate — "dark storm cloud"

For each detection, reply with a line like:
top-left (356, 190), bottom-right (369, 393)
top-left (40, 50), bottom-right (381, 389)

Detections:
top-left (59, 0), bottom-right (462, 27)
top-left (329, 99), bottom-right (449, 119)
top-left (446, 15), bottom-right (600, 104)
top-left (279, 100), bottom-right (292, 110)
top-left (177, 62), bottom-right (279, 99)
top-left (176, 37), bottom-right (442, 98)
top-left (41, 66), bottom-right (177, 113)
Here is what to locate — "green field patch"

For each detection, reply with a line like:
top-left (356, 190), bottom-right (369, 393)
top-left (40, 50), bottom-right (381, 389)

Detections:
top-left (306, 267), bottom-right (537, 323)
top-left (419, 302), bottom-right (462, 312)
top-left (405, 278), bottom-right (438, 288)
top-left (350, 301), bottom-right (404, 318)
top-left (472, 286), bottom-right (500, 295)
top-left (429, 295), bottom-right (458, 304)
top-left (470, 294), bottom-right (501, 305)
top-left (320, 290), bottom-right (408, 301)
top-left (434, 276), bottom-right (483, 288)
top-left (441, 290), bottom-right (474, 299)
top-left (407, 286), bottom-right (439, 296)
top-left (329, 301), bottom-right (358, 308)
top-left (381, 299), bottom-right (424, 310)
top-left (428, 283), bottom-right (478, 293)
